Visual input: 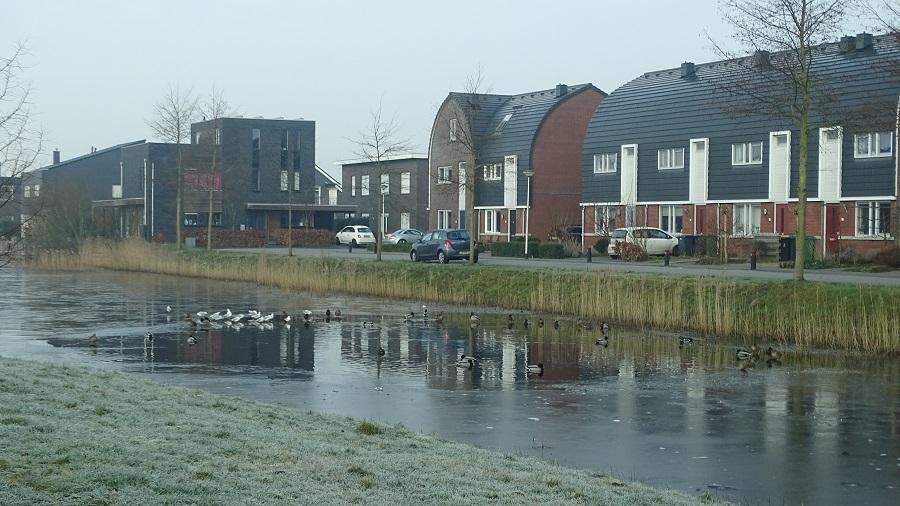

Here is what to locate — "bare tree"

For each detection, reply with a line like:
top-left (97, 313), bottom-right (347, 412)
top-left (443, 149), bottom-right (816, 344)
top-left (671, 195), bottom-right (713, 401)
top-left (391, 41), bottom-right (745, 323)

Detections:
top-left (0, 43), bottom-right (42, 267)
top-left (148, 84), bottom-right (197, 249)
top-left (198, 87), bottom-right (231, 250)
top-left (353, 100), bottom-right (411, 261)
top-left (711, 0), bottom-right (854, 280)
top-left (25, 182), bottom-right (93, 253)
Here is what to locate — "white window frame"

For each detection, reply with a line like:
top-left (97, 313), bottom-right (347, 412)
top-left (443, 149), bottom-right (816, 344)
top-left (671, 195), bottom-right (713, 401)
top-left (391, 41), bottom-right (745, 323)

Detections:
top-left (449, 119), bottom-right (458, 142)
top-left (280, 171), bottom-right (289, 191)
top-left (854, 132), bottom-right (893, 158)
top-left (351, 175), bottom-right (356, 197)
top-left (659, 205), bottom-right (684, 235)
top-left (214, 128), bottom-right (221, 145)
top-left (400, 212), bottom-right (410, 229)
top-left (593, 153), bottom-right (618, 174)
top-left (594, 206), bottom-right (617, 234)
top-left (732, 203), bottom-right (761, 237)
top-left (437, 209), bottom-right (452, 229)
top-left (23, 185), bottom-right (30, 198)
top-left (856, 201), bottom-right (892, 237)
top-left (294, 171), bottom-right (300, 192)
top-left (400, 172), bottom-right (410, 194)
top-left (33, 185), bottom-right (40, 198)
top-left (657, 148), bottom-right (685, 170)
top-left (494, 113), bottom-right (513, 134)
top-left (380, 173), bottom-right (389, 195)
top-left (732, 141), bottom-right (764, 165)
top-left (484, 209), bottom-right (501, 234)
top-left (482, 163), bottom-right (502, 181)
top-left (183, 213), bottom-right (199, 226)
top-left (361, 175), bottom-right (370, 196)
top-left (437, 166), bottom-right (452, 185)
top-left (381, 213), bottom-right (389, 237)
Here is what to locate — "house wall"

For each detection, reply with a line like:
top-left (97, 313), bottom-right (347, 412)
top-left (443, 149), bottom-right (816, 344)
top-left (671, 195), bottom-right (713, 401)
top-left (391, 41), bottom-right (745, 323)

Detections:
top-left (429, 97), bottom-right (475, 230)
top-left (339, 158), bottom-right (430, 233)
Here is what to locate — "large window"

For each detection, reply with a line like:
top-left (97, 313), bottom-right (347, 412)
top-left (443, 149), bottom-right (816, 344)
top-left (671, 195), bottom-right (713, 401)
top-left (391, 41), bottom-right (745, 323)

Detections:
top-left (449, 119), bottom-right (458, 142)
top-left (280, 171), bottom-right (289, 191)
top-left (400, 172), bottom-right (410, 194)
top-left (361, 175), bottom-right (370, 196)
top-left (251, 168), bottom-right (260, 191)
top-left (733, 203), bottom-right (761, 236)
top-left (854, 132), bottom-right (893, 158)
top-left (294, 171), bottom-right (300, 192)
top-left (293, 132), bottom-right (302, 169)
top-left (183, 213), bottom-right (199, 226)
top-left (732, 142), bottom-right (763, 165)
top-left (215, 128), bottom-right (221, 145)
top-left (400, 212), bottom-right (410, 229)
top-left (594, 206), bottom-right (618, 234)
top-left (437, 166), bottom-right (452, 184)
top-left (23, 186), bottom-right (30, 198)
top-left (381, 213), bottom-right (389, 236)
top-left (482, 163), bottom-right (501, 181)
top-left (251, 128), bottom-right (261, 169)
top-left (437, 210), bottom-right (452, 229)
top-left (657, 148), bottom-right (685, 170)
top-left (660, 205), bottom-right (683, 234)
top-left (494, 113), bottom-right (512, 135)
top-left (484, 209), bottom-right (501, 234)
top-left (380, 173), bottom-right (389, 195)
top-left (280, 129), bottom-right (289, 170)
top-left (594, 153), bottom-right (618, 174)
top-left (351, 175), bottom-right (356, 197)
top-left (856, 202), bottom-right (891, 236)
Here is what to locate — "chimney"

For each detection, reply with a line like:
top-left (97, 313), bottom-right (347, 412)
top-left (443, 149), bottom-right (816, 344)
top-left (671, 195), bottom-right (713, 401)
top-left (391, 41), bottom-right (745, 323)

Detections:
top-left (555, 83), bottom-right (569, 98)
top-left (752, 50), bottom-right (771, 69)
top-left (855, 32), bottom-right (873, 50)
top-left (52, 149), bottom-right (60, 165)
top-left (838, 35), bottom-right (855, 53)
top-left (680, 62), bottom-right (695, 78)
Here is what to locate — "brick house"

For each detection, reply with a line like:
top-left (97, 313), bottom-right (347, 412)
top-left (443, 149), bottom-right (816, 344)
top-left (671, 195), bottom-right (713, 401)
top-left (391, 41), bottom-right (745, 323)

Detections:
top-left (338, 156), bottom-right (429, 235)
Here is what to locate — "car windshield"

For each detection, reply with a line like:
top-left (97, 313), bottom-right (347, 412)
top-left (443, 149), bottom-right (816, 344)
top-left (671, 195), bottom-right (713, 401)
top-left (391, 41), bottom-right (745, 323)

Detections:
top-left (611, 229), bottom-right (627, 239)
top-left (357, 227), bottom-right (372, 234)
top-left (447, 230), bottom-right (470, 241)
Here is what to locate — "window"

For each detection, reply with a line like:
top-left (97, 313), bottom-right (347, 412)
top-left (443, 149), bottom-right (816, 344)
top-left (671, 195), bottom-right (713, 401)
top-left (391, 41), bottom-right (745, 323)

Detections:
top-left (293, 132), bottom-right (302, 169)
top-left (251, 128), bottom-right (260, 169)
top-left (657, 148), bottom-right (685, 170)
top-left (400, 172), bottom-right (410, 194)
top-left (294, 171), bottom-right (300, 192)
top-left (593, 153), bottom-right (618, 173)
top-left (484, 210), bottom-right (501, 233)
top-left (23, 186), bottom-right (30, 198)
top-left (494, 113), bottom-right (513, 135)
top-left (482, 163), bottom-right (502, 181)
top-left (183, 213), bottom-right (199, 226)
top-left (215, 128), bottom-right (221, 145)
top-left (280, 171), bottom-right (289, 191)
top-left (400, 212), bottom-right (410, 229)
top-left (437, 166), bottom-right (452, 184)
top-left (380, 173), bottom-right (389, 195)
top-left (314, 186), bottom-right (321, 204)
top-left (281, 129), bottom-right (289, 170)
top-left (449, 119), bottom-right (458, 142)
top-left (660, 205), bottom-right (683, 234)
top-left (381, 213), bottom-right (389, 236)
top-left (594, 206), bottom-right (618, 234)
top-left (194, 132), bottom-right (201, 144)
top-left (732, 142), bottom-right (763, 165)
top-left (854, 132), bottom-right (893, 158)
top-left (33, 185), bottom-right (40, 198)
top-left (438, 210), bottom-right (452, 229)
top-left (351, 176), bottom-right (356, 197)
top-left (361, 175), bottom-right (370, 196)
top-left (733, 203), bottom-right (761, 236)
top-left (251, 168), bottom-right (260, 191)
top-left (856, 202), bottom-right (891, 236)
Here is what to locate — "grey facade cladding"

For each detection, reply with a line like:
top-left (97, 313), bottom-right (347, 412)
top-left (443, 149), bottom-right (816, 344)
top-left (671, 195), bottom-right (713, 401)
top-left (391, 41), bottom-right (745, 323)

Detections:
top-left (581, 35), bottom-right (898, 204)
top-left (42, 141), bottom-right (146, 202)
top-left (339, 158), bottom-right (429, 232)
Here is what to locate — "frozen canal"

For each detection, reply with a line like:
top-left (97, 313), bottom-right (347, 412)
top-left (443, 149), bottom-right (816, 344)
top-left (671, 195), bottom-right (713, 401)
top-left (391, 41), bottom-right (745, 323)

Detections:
top-left (0, 268), bottom-right (897, 504)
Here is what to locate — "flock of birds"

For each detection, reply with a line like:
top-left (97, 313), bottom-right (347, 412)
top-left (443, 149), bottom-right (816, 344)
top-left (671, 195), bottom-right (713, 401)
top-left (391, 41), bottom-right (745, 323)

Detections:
top-left (84, 303), bottom-right (782, 375)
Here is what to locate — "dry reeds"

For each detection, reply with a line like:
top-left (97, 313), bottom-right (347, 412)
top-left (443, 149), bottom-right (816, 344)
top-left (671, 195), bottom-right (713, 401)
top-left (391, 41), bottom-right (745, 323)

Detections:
top-left (27, 239), bottom-right (900, 353)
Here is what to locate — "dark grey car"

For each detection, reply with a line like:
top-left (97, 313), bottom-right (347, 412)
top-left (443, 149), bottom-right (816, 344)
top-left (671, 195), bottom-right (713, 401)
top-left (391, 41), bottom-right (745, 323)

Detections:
top-left (409, 229), bottom-right (478, 263)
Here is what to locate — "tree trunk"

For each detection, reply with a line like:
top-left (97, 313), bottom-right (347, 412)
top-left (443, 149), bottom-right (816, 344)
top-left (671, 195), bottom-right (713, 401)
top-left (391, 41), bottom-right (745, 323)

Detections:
top-left (895, 98), bottom-right (899, 247)
top-left (376, 175), bottom-right (383, 262)
top-left (206, 188), bottom-right (213, 250)
top-left (176, 142), bottom-right (183, 249)
top-left (467, 167), bottom-right (476, 264)
top-left (795, 97), bottom-right (810, 281)
top-left (288, 184), bottom-right (293, 257)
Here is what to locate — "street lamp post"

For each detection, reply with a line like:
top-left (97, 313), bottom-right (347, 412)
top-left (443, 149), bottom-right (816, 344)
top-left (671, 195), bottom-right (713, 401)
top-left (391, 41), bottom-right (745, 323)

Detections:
top-left (523, 170), bottom-right (535, 258)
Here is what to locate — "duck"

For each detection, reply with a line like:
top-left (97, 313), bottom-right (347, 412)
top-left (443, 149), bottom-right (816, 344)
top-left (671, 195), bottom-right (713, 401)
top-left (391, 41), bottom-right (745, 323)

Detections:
top-left (378, 347), bottom-right (386, 356)
top-left (187, 335), bottom-right (196, 345)
top-left (281, 311), bottom-right (290, 322)
top-left (363, 321), bottom-right (376, 327)
top-left (576, 319), bottom-right (594, 330)
top-left (166, 305), bottom-right (172, 313)
top-left (526, 363), bottom-right (544, 375)
top-left (508, 314), bottom-right (514, 323)
top-left (303, 310), bottom-right (313, 322)
top-left (325, 309), bottom-right (332, 318)
top-left (599, 321), bottom-right (610, 333)
top-left (736, 349), bottom-right (753, 360)
top-left (208, 311), bottom-right (223, 321)
top-left (334, 309), bottom-right (342, 318)
top-left (523, 318), bottom-right (530, 328)
top-left (678, 336), bottom-right (694, 345)
top-left (765, 347), bottom-right (781, 360)
top-left (403, 311), bottom-right (415, 321)
top-left (596, 336), bottom-right (609, 347)
top-left (456, 354), bottom-right (476, 368)
top-left (538, 318), bottom-right (544, 328)
top-left (553, 320), bottom-right (560, 330)
top-left (469, 312), bottom-right (480, 324)
top-left (224, 308), bottom-right (232, 318)
top-left (183, 312), bottom-right (193, 322)
top-left (196, 311), bottom-right (209, 318)
top-left (88, 333), bottom-right (98, 347)
top-left (434, 312), bottom-right (444, 324)
top-left (145, 332), bottom-right (154, 342)
top-left (422, 305), bottom-right (428, 317)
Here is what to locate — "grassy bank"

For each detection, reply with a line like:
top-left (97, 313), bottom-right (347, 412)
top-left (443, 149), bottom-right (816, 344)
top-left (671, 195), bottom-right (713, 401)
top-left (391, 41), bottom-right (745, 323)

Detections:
top-left (31, 240), bottom-right (900, 352)
top-left (0, 358), bottom-right (708, 505)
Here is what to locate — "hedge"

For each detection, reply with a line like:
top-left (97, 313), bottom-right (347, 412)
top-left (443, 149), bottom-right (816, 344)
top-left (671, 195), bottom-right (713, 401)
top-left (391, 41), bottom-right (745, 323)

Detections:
top-left (365, 243), bottom-right (414, 253)
top-left (184, 229), bottom-right (265, 248)
top-left (270, 228), bottom-right (335, 247)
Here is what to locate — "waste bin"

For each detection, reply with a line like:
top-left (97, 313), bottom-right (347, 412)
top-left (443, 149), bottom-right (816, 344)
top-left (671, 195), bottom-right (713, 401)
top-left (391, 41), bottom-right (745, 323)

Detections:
top-left (185, 237), bottom-right (197, 249)
top-left (677, 235), bottom-right (698, 257)
top-left (779, 235), bottom-right (816, 265)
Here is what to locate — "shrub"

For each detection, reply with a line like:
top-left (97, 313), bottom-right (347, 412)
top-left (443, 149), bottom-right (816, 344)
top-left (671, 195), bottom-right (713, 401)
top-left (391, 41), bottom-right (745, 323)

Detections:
top-left (751, 240), bottom-right (771, 257)
top-left (270, 229), bottom-right (334, 247)
top-left (872, 246), bottom-right (900, 268)
top-left (355, 421), bottom-right (383, 435)
top-left (366, 243), bottom-right (413, 253)
top-left (695, 235), bottom-right (718, 257)
top-left (184, 229), bottom-right (265, 248)
top-left (614, 241), bottom-right (647, 262)
top-left (592, 237), bottom-right (610, 255)
top-left (537, 243), bottom-right (567, 259)
top-left (491, 241), bottom-right (526, 257)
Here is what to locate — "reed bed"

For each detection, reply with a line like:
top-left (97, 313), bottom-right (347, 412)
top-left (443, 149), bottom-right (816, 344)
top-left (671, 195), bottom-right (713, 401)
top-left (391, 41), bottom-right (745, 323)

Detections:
top-left (28, 239), bottom-right (900, 353)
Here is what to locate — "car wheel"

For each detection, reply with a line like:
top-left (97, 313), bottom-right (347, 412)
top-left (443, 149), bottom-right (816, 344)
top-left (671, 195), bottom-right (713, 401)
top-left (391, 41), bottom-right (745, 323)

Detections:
top-left (410, 250), bottom-right (418, 262)
top-left (473, 252), bottom-right (479, 264)
top-left (351, 239), bottom-right (358, 249)
top-left (610, 255), bottom-right (619, 260)
top-left (671, 246), bottom-right (680, 257)
top-left (438, 250), bottom-right (448, 264)
top-left (335, 236), bottom-right (342, 245)
top-left (398, 239), bottom-right (407, 244)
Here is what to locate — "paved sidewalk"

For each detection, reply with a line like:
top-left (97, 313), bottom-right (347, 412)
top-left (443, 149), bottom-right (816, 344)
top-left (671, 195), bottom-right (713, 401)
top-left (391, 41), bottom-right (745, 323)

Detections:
top-left (219, 246), bottom-right (900, 287)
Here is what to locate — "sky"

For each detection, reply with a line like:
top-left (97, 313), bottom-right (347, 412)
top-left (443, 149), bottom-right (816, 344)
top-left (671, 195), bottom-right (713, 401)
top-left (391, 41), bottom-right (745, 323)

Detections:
top-left (0, 0), bottom-right (863, 179)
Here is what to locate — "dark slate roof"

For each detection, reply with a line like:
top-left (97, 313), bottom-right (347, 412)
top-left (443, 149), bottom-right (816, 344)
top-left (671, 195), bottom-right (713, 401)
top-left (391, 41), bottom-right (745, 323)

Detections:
top-left (41, 140), bottom-right (146, 171)
top-left (581, 34), bottom-right (900, 204)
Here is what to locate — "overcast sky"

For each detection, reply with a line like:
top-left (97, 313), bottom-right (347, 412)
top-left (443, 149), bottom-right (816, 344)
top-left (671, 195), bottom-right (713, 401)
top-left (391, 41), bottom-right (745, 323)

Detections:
top-left (3, 0), bottom-right (869, 178)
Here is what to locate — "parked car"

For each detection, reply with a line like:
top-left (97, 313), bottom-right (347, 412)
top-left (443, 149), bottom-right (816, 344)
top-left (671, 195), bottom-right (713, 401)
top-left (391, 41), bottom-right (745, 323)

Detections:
top-left (608, 227), bottom-right (679, 258)
top-left (335, 225), bottom-right (375, 248)
top-left (410, 229), bottom-right (478, 263)
top-left (384, 228), bottom-right (424, 245)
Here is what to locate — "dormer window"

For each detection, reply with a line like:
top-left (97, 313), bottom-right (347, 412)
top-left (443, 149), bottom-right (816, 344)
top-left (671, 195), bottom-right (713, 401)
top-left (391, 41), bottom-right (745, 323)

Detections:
top-left (494, 114), bottom-right (513, 135)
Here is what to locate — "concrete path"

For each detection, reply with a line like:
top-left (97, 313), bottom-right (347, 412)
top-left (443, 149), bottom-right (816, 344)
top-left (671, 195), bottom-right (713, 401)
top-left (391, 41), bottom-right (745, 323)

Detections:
top-left (218, 246), bottom-right (900, 287)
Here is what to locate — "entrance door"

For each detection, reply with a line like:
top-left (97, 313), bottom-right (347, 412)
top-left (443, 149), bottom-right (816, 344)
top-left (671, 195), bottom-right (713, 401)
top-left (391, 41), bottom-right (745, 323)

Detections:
top-left (689, 139), bottom-right (708, 204)
top-left (825, 205), bottom-right (840, 255)
top-left (769, 131), bottom-right (790, 202)
top-left (509, 209), bottom-right (517, 237)
top-left (818, 127), bottom-right (842, 202)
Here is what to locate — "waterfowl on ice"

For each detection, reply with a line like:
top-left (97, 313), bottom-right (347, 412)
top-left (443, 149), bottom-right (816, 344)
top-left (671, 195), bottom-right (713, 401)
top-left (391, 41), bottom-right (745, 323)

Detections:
top-left (145, 332), bottom-right (154, 342)
top-left (187, 335), bottom-right (196, 345)
top-left (678, 336), bottom-right (694, 345)
top-left (596, 336), bottom-right (609, 347)
top-left (599, 321), bottom-right (610, 333)
top-left (378, 347), bottom-right (386, 356)
top-left (537, 318), bottom-right (544, 328)
top-left (526, 363), bottom-right (544, 375)
top-left (88, 333), bottom-right (98, 347)
top-left (765, 347), bottom-right (781, 360)
top-left (165, 305), bottom-right (172, 313)
top-left (553, 320), bottom-right (560, 330)
top-left (736, 349), bottom-right (753, 360)
top-left (456, 354), bottom-right (476, 368)
top-left (469, 312), bottom-right (480, 324)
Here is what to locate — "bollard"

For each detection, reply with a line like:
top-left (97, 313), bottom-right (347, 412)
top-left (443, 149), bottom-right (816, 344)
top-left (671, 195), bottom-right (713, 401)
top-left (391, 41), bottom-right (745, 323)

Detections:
top-left (664, 252), bottom-right (670, 267)
top-left (586, 247), bottom-right (592, 263)
top-left (750, 251), bottom-right (757, 270)
top-left (348, 241), bottom-right (353, 253)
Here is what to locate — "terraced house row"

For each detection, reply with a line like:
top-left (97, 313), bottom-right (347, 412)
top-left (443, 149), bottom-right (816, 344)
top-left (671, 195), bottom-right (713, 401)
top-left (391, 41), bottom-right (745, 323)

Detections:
top-left (428, 33), bottom-right (899, 257)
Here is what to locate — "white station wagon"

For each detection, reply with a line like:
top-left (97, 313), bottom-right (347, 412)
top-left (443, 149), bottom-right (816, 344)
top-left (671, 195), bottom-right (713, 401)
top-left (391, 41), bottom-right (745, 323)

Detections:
top-left (608, 227), bottom-right (679, 257)
top-left (335, 225), bottom-right (376, 248)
